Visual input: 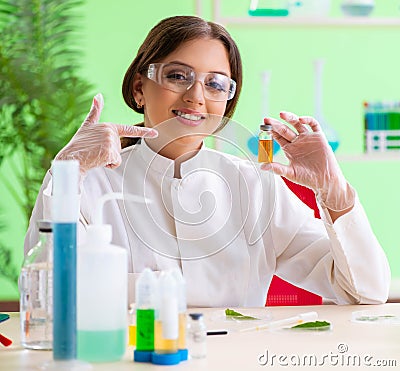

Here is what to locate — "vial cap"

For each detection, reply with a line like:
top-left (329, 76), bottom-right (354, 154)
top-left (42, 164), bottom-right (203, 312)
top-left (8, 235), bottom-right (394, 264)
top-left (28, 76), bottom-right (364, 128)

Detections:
top-left (260, 124), bottom-right (272, 131)
top-left (37, 220), bottom-right (52, 232)
top-left (189, 313), bottom-right (203, 320)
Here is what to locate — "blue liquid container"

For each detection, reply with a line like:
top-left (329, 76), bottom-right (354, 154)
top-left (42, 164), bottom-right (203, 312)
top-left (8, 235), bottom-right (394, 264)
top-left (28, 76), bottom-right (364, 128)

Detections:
top-left (53, 223), bottom-right (77, 360)
top-left (51, 160), bottom-right (80, 361)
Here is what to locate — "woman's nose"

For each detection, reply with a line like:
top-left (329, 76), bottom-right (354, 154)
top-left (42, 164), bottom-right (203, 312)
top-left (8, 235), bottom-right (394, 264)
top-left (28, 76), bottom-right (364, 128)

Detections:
top-left (182, 80), bottom-right (205, 105)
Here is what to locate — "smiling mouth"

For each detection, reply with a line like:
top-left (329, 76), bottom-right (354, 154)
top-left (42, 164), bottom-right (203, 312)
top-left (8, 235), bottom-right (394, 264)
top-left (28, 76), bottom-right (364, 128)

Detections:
top-left (172, 110), bottom-right (206, 121)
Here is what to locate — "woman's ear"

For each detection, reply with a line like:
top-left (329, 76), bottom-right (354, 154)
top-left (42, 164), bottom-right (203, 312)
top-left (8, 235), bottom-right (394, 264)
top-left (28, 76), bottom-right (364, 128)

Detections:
top-left (132, 73), bottom-right (145, 106)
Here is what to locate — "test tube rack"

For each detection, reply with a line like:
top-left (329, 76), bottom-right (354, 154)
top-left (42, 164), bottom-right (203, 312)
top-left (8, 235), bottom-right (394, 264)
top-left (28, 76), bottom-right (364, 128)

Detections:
top-left (364, 101), bottom-right (400, 153)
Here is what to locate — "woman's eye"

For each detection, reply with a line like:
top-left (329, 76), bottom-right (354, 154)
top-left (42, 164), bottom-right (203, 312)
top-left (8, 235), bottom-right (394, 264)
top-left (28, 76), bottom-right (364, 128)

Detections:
top-left (166, 72), bottom-right (188, 81)
top-left (206, 80), bottom-right (227, 92)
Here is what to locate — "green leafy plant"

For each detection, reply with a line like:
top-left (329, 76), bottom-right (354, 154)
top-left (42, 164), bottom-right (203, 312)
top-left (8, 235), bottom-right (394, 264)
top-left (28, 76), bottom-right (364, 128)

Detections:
top-left (0, 0), bottom-right (93, 289)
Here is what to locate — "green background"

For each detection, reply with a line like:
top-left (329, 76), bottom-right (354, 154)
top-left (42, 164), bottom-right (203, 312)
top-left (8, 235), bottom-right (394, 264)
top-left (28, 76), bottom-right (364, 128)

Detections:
top-left (2, 0), bottom-right (400, 300)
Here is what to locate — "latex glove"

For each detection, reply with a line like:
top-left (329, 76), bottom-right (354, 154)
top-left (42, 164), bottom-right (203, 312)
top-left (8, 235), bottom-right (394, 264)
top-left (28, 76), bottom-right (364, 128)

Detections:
top-left (55, 93), bottom-right (158, 176)
top-left (261, 111), bottom-right (355, 212)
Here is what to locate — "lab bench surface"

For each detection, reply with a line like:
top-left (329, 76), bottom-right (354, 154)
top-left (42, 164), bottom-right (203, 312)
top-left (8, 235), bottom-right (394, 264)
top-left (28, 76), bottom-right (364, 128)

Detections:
top-left (0, 304), bottom-right (399, 370)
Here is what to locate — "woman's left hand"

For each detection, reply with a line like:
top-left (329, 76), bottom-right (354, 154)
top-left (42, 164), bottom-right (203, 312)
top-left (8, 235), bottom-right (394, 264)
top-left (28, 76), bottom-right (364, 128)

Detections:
top-left (261, 111), bottom-right (355, 212)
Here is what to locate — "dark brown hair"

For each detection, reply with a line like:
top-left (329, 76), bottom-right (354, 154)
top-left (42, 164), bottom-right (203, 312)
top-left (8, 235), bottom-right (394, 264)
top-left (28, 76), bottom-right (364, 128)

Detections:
top-left (122, 15), bottom-right (242, 129)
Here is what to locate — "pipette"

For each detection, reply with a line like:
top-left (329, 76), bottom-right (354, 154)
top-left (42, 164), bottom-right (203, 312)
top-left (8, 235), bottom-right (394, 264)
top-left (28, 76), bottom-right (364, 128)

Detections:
top-left (240, 311), bottom-right (318, 332)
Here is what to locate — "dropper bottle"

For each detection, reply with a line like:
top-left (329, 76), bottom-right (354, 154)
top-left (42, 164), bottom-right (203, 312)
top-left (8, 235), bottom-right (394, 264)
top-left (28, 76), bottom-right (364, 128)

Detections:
top-left (171, 269), bottom-right (188, 361)
top-left (152, 271), bottom-right (181, 365)
top-left (134, 268), bottom-right (157, 362)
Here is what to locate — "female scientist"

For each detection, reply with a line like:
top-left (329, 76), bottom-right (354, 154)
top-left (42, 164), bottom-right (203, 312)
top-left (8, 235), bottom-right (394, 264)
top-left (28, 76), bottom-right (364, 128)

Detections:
top-left (25, 15), bottom-right (390, 306)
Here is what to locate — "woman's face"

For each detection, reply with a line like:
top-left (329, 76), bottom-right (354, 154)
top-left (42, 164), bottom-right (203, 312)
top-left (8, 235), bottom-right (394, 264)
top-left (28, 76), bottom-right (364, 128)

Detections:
top-left (134, 38), bottom-right (232, 160)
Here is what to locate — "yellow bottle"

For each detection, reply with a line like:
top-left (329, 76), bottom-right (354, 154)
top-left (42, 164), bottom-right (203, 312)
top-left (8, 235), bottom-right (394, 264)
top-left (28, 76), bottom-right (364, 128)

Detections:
top-left (258, 124), bottom-right (273, 163)
top-left (152, 271), bottom-right (181, 366)
top-left (171, 269), bottom-right (188, 360)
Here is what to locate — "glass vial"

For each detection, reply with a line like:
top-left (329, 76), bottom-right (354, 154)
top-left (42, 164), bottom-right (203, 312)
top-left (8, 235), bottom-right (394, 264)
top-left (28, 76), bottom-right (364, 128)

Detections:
top-left (187, 313), bottom-right (207, 359)
top-left (19, 220), bottom-right (53, 350)
top-left (258, 124), bottom-right (273, 163)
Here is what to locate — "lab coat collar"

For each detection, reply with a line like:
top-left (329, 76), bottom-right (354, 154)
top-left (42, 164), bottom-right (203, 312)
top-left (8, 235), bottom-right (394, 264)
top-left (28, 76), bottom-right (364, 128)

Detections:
top-left (139, 138), bottom-right (206, 178)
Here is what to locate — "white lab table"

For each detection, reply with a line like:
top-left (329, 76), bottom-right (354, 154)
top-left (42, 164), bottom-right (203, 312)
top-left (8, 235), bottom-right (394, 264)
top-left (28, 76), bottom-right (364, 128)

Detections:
top-left (1, 304), bottom-right (399, 370)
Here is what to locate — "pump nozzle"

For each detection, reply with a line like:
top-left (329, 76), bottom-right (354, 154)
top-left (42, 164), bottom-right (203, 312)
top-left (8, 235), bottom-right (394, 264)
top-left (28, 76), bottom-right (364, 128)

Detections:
top-left (93, 192), bottom-right (152, 225)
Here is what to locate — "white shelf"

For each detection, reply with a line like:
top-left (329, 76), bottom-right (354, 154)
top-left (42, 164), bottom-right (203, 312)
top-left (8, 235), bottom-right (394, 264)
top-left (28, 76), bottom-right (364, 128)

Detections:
top-left (337, 152), bottom-right (400, 163)
top-left (203, 0), bottom-right (400, 28)
top-left (272, 152), bottom-right (400, 164)
top-left (216, 16), bottom-right (400, 28)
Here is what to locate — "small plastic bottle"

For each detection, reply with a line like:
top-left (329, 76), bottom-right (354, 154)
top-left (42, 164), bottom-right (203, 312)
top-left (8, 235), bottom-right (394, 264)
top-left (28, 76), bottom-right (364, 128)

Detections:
top-left (134, 268), bottom-right (157, 362)
top-left (187, 313), bottom-right (207, 359)
top-left (77, 224), bottom-right (127, 362)
top-left (152, 271), bottom-right (180, 365)
top-left (171, 269), bottom-right (188, 361)
top-left (19, 220), bottom-right (53, 350)
top-left (258, 124), bottom-right (273, 163)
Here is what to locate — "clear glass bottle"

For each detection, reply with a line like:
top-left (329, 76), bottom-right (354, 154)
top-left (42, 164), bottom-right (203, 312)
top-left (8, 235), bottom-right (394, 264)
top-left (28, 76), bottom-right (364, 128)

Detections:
top-left (19, 220), bottom-right (53, 350)
top-left (187, 313), bottom-right (207, 359)
top-left (258, 124), bottom-right (273, 163)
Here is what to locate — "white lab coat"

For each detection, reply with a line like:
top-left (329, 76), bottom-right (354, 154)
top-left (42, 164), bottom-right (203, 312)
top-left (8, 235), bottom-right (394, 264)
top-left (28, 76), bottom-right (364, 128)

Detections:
top-left (25, 140), bottom-right (390, 307)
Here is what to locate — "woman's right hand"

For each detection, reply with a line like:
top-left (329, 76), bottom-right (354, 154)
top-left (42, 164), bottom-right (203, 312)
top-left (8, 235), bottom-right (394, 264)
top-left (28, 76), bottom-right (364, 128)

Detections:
top-left (55, 93), bottom-right (158, 176)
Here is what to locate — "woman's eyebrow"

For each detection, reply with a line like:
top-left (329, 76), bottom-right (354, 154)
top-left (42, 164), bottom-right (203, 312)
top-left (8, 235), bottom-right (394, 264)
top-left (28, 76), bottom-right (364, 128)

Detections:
top-left (167, 60), bottom-right (230, 77)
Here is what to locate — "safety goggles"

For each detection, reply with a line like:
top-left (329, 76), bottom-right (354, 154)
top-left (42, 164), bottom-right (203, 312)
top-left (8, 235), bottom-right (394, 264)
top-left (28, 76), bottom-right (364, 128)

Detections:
top-left (146, 63), bottom-right (236, 102)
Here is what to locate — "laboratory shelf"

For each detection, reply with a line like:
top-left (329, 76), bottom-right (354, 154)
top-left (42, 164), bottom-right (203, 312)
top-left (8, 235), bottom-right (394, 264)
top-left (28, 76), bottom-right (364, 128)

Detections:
top-left (336, 152), bottom-right (400, 163)
top-left (199, 0), bottom-right (400, 28)
top-left (272, 152), bottom-right (400, 164)
top-left (215, 16), bottom-right (400, 28)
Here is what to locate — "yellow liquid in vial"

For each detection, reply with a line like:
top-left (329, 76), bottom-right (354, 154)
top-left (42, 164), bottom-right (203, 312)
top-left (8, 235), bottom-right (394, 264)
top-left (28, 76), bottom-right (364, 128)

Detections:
top-left (128, 325), bottom-right (136, 346)
top-left (154, 320), bottom-right (178, 354)
top-left (258, 139), bottom-right (273, 163)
